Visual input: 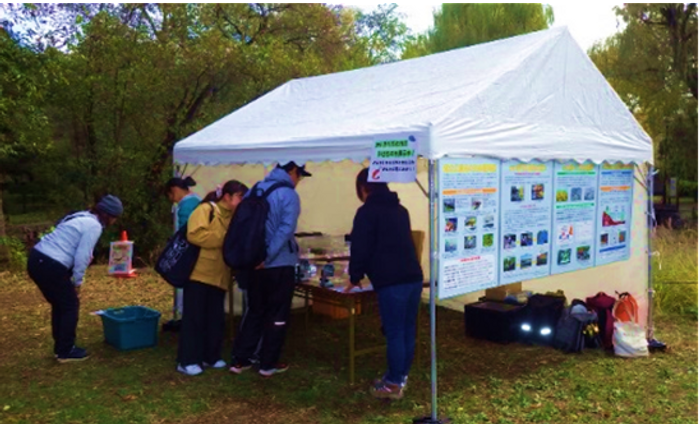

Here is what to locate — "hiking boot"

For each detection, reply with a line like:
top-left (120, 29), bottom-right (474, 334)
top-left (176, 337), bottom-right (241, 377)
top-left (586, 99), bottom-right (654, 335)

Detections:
top-left (203, 360), bottom-right (227, 369)
top-left (370, 379), bottom-right (404, 400)
top-left (229, 360), bottom-right (252, 374)
top-left (259, 363), bottom-right (289, 377)
top-left (177, 364), bottom-right (203, 376)
top-left (56, 346), bottom-right (89, 363)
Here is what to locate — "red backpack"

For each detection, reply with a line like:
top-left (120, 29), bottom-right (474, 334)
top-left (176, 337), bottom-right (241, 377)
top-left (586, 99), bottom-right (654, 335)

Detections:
top-left (613, 292), bottom-right (639, 323)
top-left (586, 292), bottom-right (616, 349)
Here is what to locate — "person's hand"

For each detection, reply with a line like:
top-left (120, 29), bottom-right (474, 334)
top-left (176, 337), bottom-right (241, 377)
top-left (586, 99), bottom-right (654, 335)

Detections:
top-left (75, 285), bottom-right (81, 298)
top-left (255, 262), bottom-right (265, 270)
top-left (344, 281), bottom-right (361, 293)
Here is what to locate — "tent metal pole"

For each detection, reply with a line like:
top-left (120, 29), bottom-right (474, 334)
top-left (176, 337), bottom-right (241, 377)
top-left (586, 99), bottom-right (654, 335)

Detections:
top-left (429, 159), bottom-right (438, 421)
top-left (647, 165), bottom-right (656, 339)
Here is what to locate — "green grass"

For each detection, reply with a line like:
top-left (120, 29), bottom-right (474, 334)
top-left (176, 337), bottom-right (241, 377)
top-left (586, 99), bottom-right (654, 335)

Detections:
top-left (652, 227), bottom-right (698, 317)
top-left (0, 267), bottom-right (697, 424)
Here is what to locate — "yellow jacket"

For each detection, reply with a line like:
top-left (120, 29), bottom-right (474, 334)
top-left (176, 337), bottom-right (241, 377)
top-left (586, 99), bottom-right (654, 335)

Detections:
top-left (187, 201), bottom-right (234, 290)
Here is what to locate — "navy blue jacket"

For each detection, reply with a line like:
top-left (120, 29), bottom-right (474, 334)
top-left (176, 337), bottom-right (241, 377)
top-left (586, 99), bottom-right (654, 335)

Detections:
top-left (349, 191), bottom-right (424, 289)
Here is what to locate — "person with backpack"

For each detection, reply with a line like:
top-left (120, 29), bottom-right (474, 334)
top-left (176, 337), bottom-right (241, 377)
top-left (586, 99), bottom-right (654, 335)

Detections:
top-left (343, 168), bottom-right (424, 400)
top-left (176, 180), bottom-right (249, 376)
top-left (27, 195), bottom-right (123, 363)
top-left (229, 161), bottom-right (310, 377)
top-left (164, 176), bottom-right (201, 330)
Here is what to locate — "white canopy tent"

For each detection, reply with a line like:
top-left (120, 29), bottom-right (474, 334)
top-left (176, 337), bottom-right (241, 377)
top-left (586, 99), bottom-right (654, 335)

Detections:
top-left (175, 27), bottom-right (651, 166)
top-left (174, 27), bottom-right (654, 422)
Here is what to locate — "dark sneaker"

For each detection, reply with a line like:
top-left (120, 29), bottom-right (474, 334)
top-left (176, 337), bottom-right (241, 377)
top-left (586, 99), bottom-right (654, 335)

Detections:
top-left (56, 346), bottom-right (89, 363)
top-left (259, 363), bottom-right (289, 377)
top-left (229, 360), bottom-right (252, 374)
top-left (371, 379), bottom-right (403, 400)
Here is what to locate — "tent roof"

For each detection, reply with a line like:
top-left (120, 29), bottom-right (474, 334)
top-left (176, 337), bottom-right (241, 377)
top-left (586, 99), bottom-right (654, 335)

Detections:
top-left (174, 27), bottom-right (653, 166)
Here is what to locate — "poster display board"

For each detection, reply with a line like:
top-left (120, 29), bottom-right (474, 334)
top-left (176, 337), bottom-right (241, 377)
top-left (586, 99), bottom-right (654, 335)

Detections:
top-left (434, 157), bottom-right (634, 297)
top-left (499, 160), bottom-right (554, 285)
top-left (595, 162), bottom-right (634, 266)
top-left (551, 161), bottom-right (599, 275)
top-left (437, 158), bottom-right (501, 299)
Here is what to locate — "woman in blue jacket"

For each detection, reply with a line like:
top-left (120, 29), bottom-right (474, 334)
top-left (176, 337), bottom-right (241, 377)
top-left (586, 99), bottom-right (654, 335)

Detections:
top-left (28, 195), bottom-right (123, 363)
top-left (344, 168), bottom-right (423, 400)
top-left (165, 176), bottom-right (202, 325)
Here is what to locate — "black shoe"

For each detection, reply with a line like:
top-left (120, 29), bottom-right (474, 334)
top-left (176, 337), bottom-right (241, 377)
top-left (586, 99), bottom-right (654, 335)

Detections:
top-left (57, 346), bottom-right (90, 363)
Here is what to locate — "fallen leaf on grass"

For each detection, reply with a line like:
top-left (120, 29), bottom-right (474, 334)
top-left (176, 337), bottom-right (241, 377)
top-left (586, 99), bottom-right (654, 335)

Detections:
top-left (3, 405), bottom-right (10, 412)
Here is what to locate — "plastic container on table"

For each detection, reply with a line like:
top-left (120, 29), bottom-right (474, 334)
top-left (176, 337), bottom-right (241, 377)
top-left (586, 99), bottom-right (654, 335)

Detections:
top-left (100, 306), bottom-right (161, 351)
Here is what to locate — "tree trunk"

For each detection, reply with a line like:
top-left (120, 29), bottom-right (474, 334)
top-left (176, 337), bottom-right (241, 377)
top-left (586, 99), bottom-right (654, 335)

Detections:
top-left (0, 180), bottom-right (9, 265)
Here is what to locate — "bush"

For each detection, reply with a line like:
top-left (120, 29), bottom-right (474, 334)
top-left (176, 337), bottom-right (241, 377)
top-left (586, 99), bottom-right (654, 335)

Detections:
top-left (677, 180), bottom-right (698, 200)
top-left (0, 236), bottom-right (28, 271)
top-left (652, 227), bottom-right (698, 317)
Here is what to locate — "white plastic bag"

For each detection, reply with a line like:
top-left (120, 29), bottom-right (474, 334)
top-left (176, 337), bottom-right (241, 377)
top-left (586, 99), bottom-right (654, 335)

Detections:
top-left (613, 321), bottom-right (649, 358)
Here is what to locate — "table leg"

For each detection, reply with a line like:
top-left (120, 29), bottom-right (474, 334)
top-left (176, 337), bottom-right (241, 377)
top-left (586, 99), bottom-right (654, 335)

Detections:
top-left (348, 297), bottom-right (356, 385)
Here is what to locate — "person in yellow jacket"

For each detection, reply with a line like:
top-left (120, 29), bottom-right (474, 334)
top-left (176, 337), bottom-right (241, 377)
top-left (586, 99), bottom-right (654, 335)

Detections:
top-left (177, 180), bottom-right (249, 376)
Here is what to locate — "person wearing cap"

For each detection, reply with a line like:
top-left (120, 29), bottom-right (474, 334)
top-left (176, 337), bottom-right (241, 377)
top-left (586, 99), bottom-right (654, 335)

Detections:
top-left (230, 161), bottom-right (310, 377)
top-left (27, 195), bottom-right (123, 363)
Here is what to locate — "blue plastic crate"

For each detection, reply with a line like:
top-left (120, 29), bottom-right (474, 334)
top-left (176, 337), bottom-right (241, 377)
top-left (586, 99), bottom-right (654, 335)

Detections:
top-left (100, 306), bottom-right (161, 351)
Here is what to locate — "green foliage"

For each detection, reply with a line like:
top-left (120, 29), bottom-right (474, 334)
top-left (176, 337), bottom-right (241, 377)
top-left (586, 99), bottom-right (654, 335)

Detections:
top-left (0, 236), bottom-right (27, 270)
top-left (1, 3), bottom-right (410, 261)
top-left (589, 4), bottom-right (698, 181)
top-left (403, 3), bottom-right (553, 58)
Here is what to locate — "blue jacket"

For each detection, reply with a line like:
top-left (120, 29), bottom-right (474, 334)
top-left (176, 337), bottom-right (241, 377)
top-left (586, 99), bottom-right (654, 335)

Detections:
top-left (35, 212), bottom-right (103, 286)
top-left (252, 168), bottom-right (301, 268)
top-left (176, 193), bottom-right (201, 231)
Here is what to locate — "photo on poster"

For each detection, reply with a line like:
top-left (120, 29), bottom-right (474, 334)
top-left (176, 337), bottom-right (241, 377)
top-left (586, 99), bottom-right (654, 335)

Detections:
top-left (537, 230), bottom-right (549, 245)
top-left (510, 186), bottom-right (525, 202)
top-left (520, 232), bottom-right (533, 247)
top-left (520, 254), bottom-right (533, 269)
top-left (445, 218), bottom-right (457, 233)
top-left (600, 233), bottom-right (609, 247)
top-left (619, 230), bottom-right (627, 243)
top-left (557, 249), bottom-right (572, 265)
top-left (584, 187), bottom-right (595, 201)
top-left (445, 239), bottom-right (458, 253)
top-left (504, 234), bottom-right (517, 250)
top-left (465, 216), bottom-right (478, 231)
top-left (531, 184), bottom-right (545, 201)
top-left (443, 198), bottom-right (456, 213)
top-left (537, 252), bottom-right (548, 266)
top-left (483, 233), bottom-right (494, 248)
top-left (602, 206), bottom-right (626, 227)
top-left (556, 189), bottom-right (568, 202)
top-left (464, 235), bottom-right (477, 250)
top-left (471, 198), bottom-right (483, 211)
top-left (571, 187), bottom-right (582, 202)
top-left (558, 224), bottom-right (574, 242)
top-left (483, 215), bottom-right (495, 229)
top-left (503, 256), bottom-right (516, 272)
top-left (576, 245), bottom-right (591, 262)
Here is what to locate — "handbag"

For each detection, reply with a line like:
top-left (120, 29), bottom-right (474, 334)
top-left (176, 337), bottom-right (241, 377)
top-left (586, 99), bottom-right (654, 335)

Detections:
top-left (155, 203), bottom-right (215, 288)
top-left (612, 295), bottom-right (649, 358)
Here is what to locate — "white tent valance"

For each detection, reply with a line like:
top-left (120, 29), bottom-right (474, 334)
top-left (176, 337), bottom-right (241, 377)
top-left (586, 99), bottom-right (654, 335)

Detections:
top-left (174, 27), bottom-right (653, 166)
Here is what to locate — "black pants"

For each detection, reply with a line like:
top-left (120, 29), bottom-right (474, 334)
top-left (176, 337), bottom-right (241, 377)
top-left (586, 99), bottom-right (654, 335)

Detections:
top-left (27, 248), bottom-right (78, 356)
top-left (177, 280), bottom-right (226, 366)
top-left (231, 267), bottom-right (296, 370)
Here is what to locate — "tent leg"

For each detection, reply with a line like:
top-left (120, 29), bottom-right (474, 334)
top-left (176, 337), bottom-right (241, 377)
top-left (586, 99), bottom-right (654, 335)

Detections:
top-left (414, 159), bottom-right (450, 424)
top-left (647, 165), bottom-right (657, 340)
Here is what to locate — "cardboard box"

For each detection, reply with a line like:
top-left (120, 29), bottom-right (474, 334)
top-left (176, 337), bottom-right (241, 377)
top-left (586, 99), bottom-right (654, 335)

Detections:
top-left (484, 282), bottom-right (522, 301)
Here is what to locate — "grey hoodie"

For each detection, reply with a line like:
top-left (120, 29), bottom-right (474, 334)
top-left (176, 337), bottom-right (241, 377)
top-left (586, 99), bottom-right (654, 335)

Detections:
top-left (253, 167), bottom-right (301, 268)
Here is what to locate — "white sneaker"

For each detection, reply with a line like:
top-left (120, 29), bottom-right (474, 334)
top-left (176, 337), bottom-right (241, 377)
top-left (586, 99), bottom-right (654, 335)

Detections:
top-left (177, 364), bottom-right (203, 376)
top-left (203, 360), bottom-right (227, 369)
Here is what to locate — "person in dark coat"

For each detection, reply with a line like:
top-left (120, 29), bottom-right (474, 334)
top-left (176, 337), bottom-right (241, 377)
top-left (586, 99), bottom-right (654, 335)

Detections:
top-left (344, 168), bottom-right (424, 399)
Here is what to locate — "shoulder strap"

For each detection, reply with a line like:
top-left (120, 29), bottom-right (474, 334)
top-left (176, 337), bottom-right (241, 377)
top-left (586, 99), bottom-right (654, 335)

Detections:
top-left (208, 202), bottom-right (217, 222)
top-left (262, 181), bottom-right (294, 199)
top-left (57, 211), bottom-right (90, 226)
